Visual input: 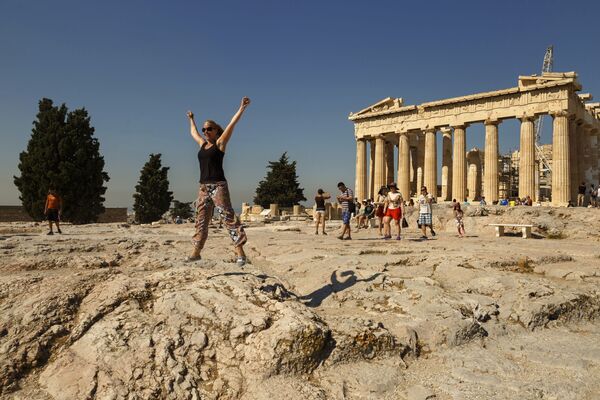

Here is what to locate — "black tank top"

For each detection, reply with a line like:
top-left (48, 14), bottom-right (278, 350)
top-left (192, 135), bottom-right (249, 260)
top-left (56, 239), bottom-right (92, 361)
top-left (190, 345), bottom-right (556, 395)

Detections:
top-left (198, 143), bottom-right (226, 183)
top-left (315, 196), bottom-right (325, 210)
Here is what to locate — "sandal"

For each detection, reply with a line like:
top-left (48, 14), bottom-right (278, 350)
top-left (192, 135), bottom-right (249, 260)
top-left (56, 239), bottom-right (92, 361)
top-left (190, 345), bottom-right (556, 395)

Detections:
top-left (184, 255), bottom-right (202, 262)
top-left (236, 256), bottom-right (247, 267)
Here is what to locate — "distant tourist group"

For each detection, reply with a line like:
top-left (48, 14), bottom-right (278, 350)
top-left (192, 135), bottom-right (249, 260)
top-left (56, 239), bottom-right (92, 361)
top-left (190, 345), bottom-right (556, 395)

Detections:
top-left (314, 182), bottom-right (440, 241)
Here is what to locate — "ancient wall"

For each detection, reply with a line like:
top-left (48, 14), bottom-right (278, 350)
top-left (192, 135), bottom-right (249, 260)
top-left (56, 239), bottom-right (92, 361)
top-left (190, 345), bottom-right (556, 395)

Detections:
top-left (0, 206), bottom-right (128, 223)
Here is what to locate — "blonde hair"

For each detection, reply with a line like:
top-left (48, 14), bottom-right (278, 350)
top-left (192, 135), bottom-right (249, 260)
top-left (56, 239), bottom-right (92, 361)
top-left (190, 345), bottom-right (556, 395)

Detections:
top-left (205, 120), bottom-right (224, 137)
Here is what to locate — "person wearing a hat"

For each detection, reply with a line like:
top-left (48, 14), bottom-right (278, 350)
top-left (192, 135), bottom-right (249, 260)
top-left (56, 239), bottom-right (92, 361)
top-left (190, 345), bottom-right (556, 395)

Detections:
top-left (374, 186), bottom-right (388, 236)
top-left (382, 182), bottom-right (405, 240)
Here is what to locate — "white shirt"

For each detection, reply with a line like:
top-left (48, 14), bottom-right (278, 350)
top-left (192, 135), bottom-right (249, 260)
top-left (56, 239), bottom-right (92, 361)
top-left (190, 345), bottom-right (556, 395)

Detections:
top-left (418, 194), bottom-right (433, 214)
top-left (387, 192), bottom-right (403, 210)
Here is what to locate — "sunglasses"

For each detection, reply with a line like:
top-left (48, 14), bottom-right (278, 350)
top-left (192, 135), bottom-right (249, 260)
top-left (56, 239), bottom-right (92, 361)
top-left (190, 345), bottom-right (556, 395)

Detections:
top-left (202, 127), bottom-right (214, 133)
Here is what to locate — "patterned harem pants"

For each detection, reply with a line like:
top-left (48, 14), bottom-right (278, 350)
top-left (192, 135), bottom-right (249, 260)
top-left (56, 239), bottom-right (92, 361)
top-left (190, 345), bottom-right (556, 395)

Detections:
top-left (192, 181), bottom-right (247, 250)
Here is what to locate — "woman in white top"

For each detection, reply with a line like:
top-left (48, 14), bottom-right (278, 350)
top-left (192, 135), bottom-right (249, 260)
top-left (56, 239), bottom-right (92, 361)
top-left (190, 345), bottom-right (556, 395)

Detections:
top-left (382, 183), bottom-right (405, 240)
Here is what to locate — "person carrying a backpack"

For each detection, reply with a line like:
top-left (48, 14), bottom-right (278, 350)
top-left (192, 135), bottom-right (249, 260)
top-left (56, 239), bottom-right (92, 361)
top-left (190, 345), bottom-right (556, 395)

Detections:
top-left (336, 182), bottom-right (354, 240)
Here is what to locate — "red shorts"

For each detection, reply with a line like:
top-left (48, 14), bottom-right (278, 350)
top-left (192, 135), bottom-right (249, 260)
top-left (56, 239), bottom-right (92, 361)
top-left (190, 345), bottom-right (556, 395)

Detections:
top-left (384, 208), bottom-right (402, 220)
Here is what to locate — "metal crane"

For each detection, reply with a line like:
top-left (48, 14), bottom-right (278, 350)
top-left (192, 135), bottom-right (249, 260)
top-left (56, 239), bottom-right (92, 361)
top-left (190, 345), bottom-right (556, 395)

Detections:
top-left (535, 46), bottom-right (554, 173)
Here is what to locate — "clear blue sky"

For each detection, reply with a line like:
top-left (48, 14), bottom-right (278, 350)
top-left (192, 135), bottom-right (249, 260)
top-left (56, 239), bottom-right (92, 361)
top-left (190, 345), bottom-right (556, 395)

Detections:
top-left (1, 0), bottom-right (599, 208)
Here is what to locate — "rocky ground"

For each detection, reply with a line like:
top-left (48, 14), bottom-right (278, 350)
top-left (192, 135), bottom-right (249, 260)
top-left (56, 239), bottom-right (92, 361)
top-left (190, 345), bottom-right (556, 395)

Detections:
top-left (1, 205), bottom-right (600, 400)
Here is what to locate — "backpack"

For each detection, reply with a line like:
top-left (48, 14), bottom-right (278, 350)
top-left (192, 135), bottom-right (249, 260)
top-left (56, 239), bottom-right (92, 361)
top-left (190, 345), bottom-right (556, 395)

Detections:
top-left (348, 201), bottom-right (356, 214)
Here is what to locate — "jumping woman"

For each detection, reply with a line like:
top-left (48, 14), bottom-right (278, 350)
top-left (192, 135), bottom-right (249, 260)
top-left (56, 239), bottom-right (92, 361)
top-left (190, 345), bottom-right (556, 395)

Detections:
top-left (186, 97), bottom-right (250, 266)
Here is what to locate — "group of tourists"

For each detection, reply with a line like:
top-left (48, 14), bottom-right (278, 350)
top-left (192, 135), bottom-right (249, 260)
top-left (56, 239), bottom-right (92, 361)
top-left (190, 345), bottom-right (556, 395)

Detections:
top-left (313, 183), bottom-right (439, 241)
top-left (576, 182), bottom-right (600, 207)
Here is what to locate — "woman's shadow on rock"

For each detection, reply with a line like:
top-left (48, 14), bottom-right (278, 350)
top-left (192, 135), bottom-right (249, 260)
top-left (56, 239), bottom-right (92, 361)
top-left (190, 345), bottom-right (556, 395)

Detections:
top-left (299, 270), bottom-right (381, 308)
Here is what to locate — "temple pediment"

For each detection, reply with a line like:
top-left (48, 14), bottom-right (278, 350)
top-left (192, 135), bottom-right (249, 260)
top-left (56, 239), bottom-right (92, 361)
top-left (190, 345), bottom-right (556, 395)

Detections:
top-left (351, 97), bottom-right (403, 117)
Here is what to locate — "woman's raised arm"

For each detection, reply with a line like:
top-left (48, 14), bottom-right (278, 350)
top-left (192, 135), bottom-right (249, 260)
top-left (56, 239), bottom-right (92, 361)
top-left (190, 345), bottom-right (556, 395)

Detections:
top-left (217, 97), bottom-right (250, 151)
top-left (187, 111), bottom-right (205, 146)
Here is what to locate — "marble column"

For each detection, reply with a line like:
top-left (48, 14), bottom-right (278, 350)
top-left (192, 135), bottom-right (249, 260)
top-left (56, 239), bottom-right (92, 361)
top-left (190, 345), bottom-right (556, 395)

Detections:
top-left (416, 133), bottom-right (425, 192)
top-left (355, 138), bottom-right (367, 203)
top-left (519, 116), bottom-right (535, 199)
top-left (484, 120), bottom-right (499, 202)
top-left (452, 125), bottom-right (467, 202)
top-left (409, 144), bottom-right (417, 197)
top-left (369, 139), bottom-right (375, 199)
top-left (374, 136), bottom-right (386, 194)
top-left (441, 128), bottom-right (452, 201)
top-left (551, 111), bottom-right (570, 206)
top-left (569, 118), bottom-right (578, 202)
top-left (398, 132), bottom-right (411, 199)
top-left (577, 121), bottom-right (587, 185)
top-left (583, 125), bottom-right (594, 184)
top-left (590, 127), bottom-right (599, 186)
top-left (467, 150), bottom-right (481, 201)
top-left (424, 128), bottom-right (438, 197)
top-left (386, 141), bottom-right (395, 184)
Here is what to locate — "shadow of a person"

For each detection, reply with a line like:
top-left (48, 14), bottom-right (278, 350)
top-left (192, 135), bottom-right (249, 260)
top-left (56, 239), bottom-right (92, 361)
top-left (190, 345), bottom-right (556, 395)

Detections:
top-left (300, 270), bottom-right (381, 307)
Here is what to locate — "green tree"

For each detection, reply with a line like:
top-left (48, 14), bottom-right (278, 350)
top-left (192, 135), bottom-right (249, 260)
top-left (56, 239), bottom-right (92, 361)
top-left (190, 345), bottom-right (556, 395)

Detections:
top-left (170, 200), bottom-right (193, 220)
top-left (14, 98), bottom-right (109, 223)
top-left (133, 154), bottom-right (173, 223)
top-left (254, 152), bottom-right (306, 208)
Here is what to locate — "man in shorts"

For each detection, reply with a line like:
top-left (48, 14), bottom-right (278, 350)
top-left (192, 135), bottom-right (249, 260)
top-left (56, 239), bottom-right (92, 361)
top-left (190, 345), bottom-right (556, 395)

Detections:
top-left (44, 187), bottom-right (63, 235)
top-left (336, 182), bottom-right (354, 240)
top-left (418, 186), bottom-right (434, 240)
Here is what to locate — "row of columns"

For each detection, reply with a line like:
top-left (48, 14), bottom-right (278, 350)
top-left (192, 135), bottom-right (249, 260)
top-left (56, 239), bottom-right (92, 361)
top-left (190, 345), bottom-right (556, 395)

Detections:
top-left (355, 110), bottom-right (593, 205)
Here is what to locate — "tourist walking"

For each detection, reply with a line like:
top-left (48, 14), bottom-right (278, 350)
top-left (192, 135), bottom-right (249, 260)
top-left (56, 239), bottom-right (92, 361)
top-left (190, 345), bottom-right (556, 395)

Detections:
top-left (591, 184), bottom-right (598, 207)
top-left (44, 187), bottom-right (62, 235)
top-left (374, 186), bottom-right (388, 236)
top-left (314, 188), bottom-right (331, 235)
top-left (453, 202), bottom-right (465, 238)
top-left (382, 183), bottom-right (404, 240)
top-left (186, 97), bottom-right (250, 266)
top-left (578, 182), bottom-right (586, 206)
top-left (336, 182), bottom-right (354, 240)
top-left (418, 186), bottom-right (435, 240)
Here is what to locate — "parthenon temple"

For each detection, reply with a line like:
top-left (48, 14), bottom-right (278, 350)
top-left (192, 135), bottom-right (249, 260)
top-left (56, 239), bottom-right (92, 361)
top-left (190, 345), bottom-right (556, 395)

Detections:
top-left (349, 72), bottom-right (600, 206)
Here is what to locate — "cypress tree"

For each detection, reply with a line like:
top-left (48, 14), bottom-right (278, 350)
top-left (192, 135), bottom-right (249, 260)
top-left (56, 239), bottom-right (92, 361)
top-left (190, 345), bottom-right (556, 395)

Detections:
top-left (254, 152), bottom-right (306, 208)
top-left (133, 154), bottom-right (173, 223)
top-left (14, 98), bottom-right (109, 223)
